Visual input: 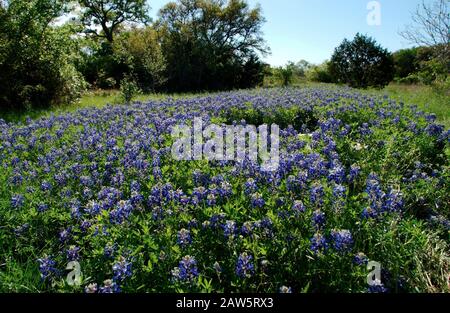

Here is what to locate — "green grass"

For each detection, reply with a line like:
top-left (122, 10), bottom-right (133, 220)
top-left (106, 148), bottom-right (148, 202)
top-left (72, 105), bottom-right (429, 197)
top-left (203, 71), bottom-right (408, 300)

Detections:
top-left (368, 83), bottom-right (450, 128)
top-left (1, 84), bottom-right (449, 127)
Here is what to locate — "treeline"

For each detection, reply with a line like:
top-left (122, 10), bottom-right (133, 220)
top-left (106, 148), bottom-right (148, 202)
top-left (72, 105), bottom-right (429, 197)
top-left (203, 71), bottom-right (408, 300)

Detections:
top-left (1, 0), bottom-right (448, 111)
top-left (0, 0), bottom-right (268, 110)
top-left (271, 33), bottom-right (449, 90)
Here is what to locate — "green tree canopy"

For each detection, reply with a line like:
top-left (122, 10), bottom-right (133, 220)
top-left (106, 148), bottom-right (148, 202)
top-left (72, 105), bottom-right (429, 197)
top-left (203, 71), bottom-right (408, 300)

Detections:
top-left (0, 0), bottom-right (86, 110)
top-left (78, 0), bottom-right (151, 43)
top-left (156, 0), bottom-right (268, 91)
top-left (329, 33), bottom-right (394, 88)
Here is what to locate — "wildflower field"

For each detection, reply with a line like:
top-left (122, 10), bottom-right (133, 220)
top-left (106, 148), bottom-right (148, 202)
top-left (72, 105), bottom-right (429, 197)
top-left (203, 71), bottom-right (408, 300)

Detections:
top-left (0, 86), bottom-right (448, 293)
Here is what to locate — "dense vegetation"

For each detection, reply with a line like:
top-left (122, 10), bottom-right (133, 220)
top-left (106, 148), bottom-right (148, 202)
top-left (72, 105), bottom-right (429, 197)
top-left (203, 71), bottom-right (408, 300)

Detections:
top-left (1, 0), bottom-right (448, 112)
top-left (0, 86), bottom-right (448, 293)
top-left (0, 0), bottom-right (448, 294)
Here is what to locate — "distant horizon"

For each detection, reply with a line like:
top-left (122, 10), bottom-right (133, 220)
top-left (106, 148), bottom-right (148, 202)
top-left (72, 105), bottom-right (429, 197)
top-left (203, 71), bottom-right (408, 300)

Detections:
top-left (148, 0), bottom-right (427, 66)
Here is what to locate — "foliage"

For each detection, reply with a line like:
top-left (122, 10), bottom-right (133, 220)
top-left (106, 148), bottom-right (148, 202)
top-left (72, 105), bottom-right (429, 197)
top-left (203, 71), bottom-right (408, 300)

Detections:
top-left (78, 0), bottom-right (151, 43)
top-left (329, 33), bottom-right (394, 88)
top-left (276, 65), bottom-right (294, 87)
top-left (306, 62), bottom-right (334, 84)
top-left (113, 27), bottom-right (167, 92)
top-left (155, 0), bottom-right (268, 91)
top-left (0, 0), bottom-right (87, 110)
top-left (119, 74), bottom-right (141, 104)
top-left (393, 46), bottom-right (448, 85)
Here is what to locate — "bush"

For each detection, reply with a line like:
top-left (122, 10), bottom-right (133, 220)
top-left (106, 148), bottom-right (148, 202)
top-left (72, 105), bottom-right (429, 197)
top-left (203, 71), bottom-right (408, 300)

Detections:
top-left (329, 33), bottom-right (394, 88)
top-left (0, 1), bottom-right (86, 110)
top-left (306, 62), bottom-right (334, 83)
top-left (120, 75), bottom-right (141, 104)
top-left (114, 27), bottom-right (167, 92)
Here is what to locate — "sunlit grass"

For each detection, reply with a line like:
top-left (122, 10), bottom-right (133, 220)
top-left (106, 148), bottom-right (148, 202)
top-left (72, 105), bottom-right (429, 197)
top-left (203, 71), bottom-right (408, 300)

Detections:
top-left (1, 84), bottom-right (448, 127)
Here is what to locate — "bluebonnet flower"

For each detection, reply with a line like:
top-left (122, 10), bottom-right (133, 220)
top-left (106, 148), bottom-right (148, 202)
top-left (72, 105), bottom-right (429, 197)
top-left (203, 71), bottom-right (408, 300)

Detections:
top-left (310, 183), bottom-right (324, 206)
top-left (223, 220), bottom-right (237, 239)
top-left (67, 246), bottom-right (81, 261)
top-left (37, 256), bottom-right (57, 280)
top-left (312, 210), bottom-right (326, 229)
top-left (310, 233), bottom-right (328, 254)
top-left (218, 181), bottom-right (232, 198)
top-left (40, 181), bottom-right (52, 192)
top-left (99, 279), bottom-right (121, 293)
top-left (174, 255), bottom-right (199, 282)
top-left (425, 123), bottom-right (444, 137)
top-left (333, 184), bottom-right (347, 199)
top-left (207, 193), bottom-right (217, 206)
top-left (130, 180), bottom-right (141, 192)
top-left (359, 123), bottom-right (373, 136)
top-left (251, 193), bottom-right (265, 208)
top-left (330, 229), bottom-right (353, 253)
top-left (104, 243), bottom-right (116, 258)
top-left (292, 200), bottom-right (306, 214)
top-left (244, 178), bottom-right (258, 195)
top-left (85, 200), bottom-right (101, 216)
top-left (109, 200), bottom-right (133, 225)
top-left (130, 191), bottom-right (144, 206)
top-left (383, 188), bottom-right (403, 213)
top-left (236, 252), bottom-right (254, 278)
top-left (279, 286), bottom-right (293, 293)
top-left (85, 283), bottom-right (98, 293)
top-left (193, 170), bottom-right (209, 186)
top-left (348, 164), bottom-right (360, 183)
top-left (367, 280), bottom-right (388, 293)
top-left (112, 256), bottom-right (132, 282)
top-left (177, 228), bottom-right (192, 247)
top-left (192, 187), bottom-right (207, 201)
top-left (241, 221), bottom-right (254, 236)
top-left (11, 194), bottom-right (25, 208)
top-left (354, 253), bottom-right (369, 266)
top-left (59, 228), bottom-right (71, 243)
top-left (14, 223), bottom-right (29, 236)
top-left (80, 220), bottom-right (92, 233)
top-left (362, 207), bottom-right (377, 219)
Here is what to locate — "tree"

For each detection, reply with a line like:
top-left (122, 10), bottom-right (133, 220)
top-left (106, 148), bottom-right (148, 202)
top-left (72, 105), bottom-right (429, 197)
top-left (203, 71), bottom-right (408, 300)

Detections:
top-left (156, 0), bottom-right (268, 91)
top-left (393, 48), bottom-right (419, 80)
top-left (276, 64), bottom-right (294, 87)
top-left (329, 33), bottom-right (394, 88)
top-left (113, 26), bottom-right (167, 91)
top-left (78, 0), bottom-right (151, 43)
top-left (0, 0), bottom-right (87, 110)
top-left (306, 61), bottom-right (334, 84)
top-left (400, 0), bottom-right (449, 64)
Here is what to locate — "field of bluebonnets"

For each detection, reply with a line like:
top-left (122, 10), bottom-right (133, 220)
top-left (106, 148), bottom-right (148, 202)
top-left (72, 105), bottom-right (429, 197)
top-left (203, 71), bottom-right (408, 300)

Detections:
top-left (0, 86), bottom-right (449, 293)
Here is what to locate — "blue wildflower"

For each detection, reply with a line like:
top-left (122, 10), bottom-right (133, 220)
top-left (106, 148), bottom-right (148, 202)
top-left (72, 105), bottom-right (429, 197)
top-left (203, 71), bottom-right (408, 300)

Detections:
top-left (175, 255), bottom-right (199, 282)
top-left (330, 229), bottom-right (353, 253)
top-left (177, 228), bottom-right (192, 247)
top-left (66, 246), bottom-right (80, 261)
top-left (354, 253), bottom-right (369, 266)
top-left (310, 233), bottom-right (328, 254)
top-left (37, 256), bottom-right (57, 280)
top-left (236, 252), bottom-right (254, 278)
top-left (312, 210), bottom-right (326, 229)
top-left (112, 256), bottom-right (132, 282)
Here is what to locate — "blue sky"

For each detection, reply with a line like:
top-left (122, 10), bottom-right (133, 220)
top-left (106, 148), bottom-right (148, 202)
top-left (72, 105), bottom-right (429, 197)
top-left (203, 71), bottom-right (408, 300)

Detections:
top-left (149, 0), bottom-right (424, 66)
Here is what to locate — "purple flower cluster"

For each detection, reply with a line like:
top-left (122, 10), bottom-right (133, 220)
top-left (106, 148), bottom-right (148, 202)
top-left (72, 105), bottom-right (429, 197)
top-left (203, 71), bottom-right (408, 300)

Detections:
top-left (236, 252), bottom-right (254, 278)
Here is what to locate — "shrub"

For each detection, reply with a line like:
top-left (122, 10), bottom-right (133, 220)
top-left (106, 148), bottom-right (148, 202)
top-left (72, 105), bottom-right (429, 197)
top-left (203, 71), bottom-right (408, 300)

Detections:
top-left (329, 33), bottom-right (394, 88)
top-left (120, 75), bottom-right (141, 104)
top-left (0, 1), bottom-right (86, 110)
